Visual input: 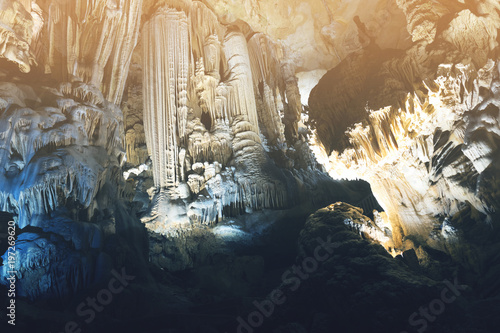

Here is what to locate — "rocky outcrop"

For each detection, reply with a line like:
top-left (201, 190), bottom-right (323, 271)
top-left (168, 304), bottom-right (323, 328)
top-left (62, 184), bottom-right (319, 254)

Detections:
top-left (259, 202), bottom-right (453, 333)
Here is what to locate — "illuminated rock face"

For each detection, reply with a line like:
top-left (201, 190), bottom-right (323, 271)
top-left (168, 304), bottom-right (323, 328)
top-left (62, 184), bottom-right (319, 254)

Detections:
top-left (0, 0), bottom-right (154, 297)
top-left (0, 2), bottom-right (143, 297)
top-left (0, 81), bottom-right (125, 228)
top-left (309, 0), bottom-right (500, 255)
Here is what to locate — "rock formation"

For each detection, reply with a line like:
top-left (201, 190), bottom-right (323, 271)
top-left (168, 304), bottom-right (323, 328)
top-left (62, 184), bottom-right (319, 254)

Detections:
top-left (134, 0), bottom-right (329, 234)
top-left (0, 75), bottom-right (146, 298)
top-left (308, 0), bottom-right (500, 262)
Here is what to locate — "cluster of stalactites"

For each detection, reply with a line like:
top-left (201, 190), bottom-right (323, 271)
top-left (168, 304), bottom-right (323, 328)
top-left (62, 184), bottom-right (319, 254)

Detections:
top-left (345, 60), bottom-right (494, 167)
top-left (189, 0), bottom-right (225, 68)
top-left (247, 33), bottom-right (301, 142)
top-left (336, 60), bottom-right (498, 233)
top-left (0, 0), bottom-right (142, 105)
top-left (140, 2), bottom-right (297, 221)
top-left (0, 79), bottom-right (125, 228)
top-left (46, 0), bottom-right (143, 104)
top-left (0, 0), bottom-right (37, 72)
top-left (142, 3), bottom-right (265, 188)
top-left (191, 30), bottom-right (262, 130)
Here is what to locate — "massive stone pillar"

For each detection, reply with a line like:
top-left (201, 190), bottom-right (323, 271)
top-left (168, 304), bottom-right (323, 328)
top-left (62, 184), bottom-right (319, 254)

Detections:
top-left (142, 7), bottom-right (190, 188)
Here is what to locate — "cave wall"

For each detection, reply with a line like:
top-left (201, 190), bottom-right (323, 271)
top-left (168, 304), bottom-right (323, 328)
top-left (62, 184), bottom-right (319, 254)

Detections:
top-left (0, 0), bottom-right (360, 297)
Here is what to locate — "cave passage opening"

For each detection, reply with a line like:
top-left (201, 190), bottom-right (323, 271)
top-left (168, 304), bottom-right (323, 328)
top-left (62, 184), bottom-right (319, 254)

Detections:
top-left (200, 110), bottom-right (212, 131)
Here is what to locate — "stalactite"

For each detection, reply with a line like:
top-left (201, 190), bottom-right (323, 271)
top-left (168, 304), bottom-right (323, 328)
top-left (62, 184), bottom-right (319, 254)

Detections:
top-left (104, 0), bottom-right (143, 104)
top-left (247, 33), bottom-right (286, 146)
top-left (281, 59), bottom-right (302, 140)
top-left (189, 0), bottom-right (224, 66)
top-left (0, 0), bottom-right (35, 72)
top-left (222, 31), bottom-right (260, 133)
top-left (45, 0), bottom-right (142, 104)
